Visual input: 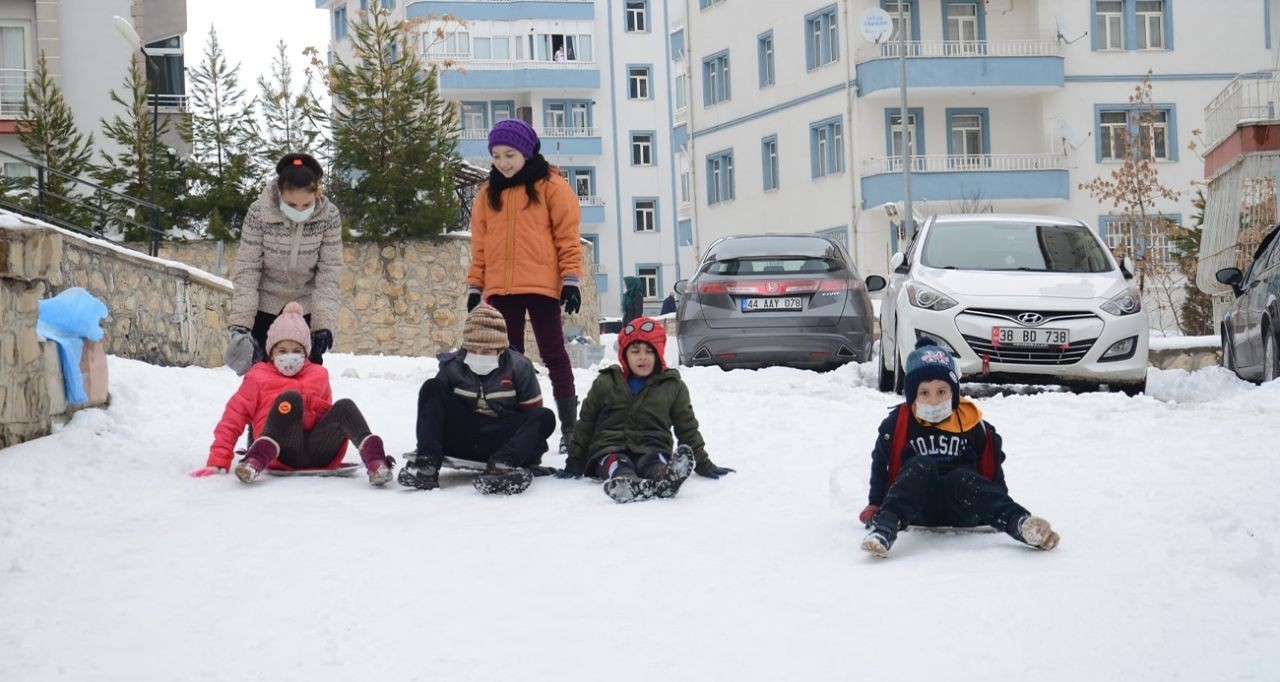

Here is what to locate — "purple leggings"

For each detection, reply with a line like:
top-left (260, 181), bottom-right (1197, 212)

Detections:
top-left (487, 293), bottom-right (575, 399)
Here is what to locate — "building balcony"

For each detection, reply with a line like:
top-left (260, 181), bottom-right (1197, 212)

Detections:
top-left (459, 126), bottom-right (601, 157)
top-left (577, 195), bottom-right (605, 223)
top-left (859, 153), bottom-right (1069, 209)
top-left (0, 68), bottom-right (33, 119)
top-left (1202, 73), bottom-right (1280, 178)
top-left (407, 0), bottom-right (594, 22)
top-left (149, 93), bottom-right (189, 112)
top-left (431, 55), bottom-right (600, 90)
top-left (673, 107), bottom-right (687, 126)
top-left (855, 40), bottom-right (1063, 99)
top-left (677, 201), bottom-right (691, 220)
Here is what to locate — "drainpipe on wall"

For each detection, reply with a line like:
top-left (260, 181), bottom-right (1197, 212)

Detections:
top-left (683, 0), bottom-right (703, 263)
top-left (841, 0), bottom-right (860, 267)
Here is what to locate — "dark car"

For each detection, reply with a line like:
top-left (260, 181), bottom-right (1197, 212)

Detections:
top-left (674, 234), bottom-right (886, 370)
top-left (1217, 224), bottom-right (1280, 382)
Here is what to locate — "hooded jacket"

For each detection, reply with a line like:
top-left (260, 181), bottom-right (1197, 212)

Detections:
top-left (206, 360), bottom-right (342, 470)
top-left (466, 172), bottom-right (582, 300)
top-left (230, 182), bottom-right (344, 332)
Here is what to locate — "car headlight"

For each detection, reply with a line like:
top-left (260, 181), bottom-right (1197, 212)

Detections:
top-left (906, 283), bottom-right (958, 312)
top-left (1101, 288), bottom-right (1142, 316)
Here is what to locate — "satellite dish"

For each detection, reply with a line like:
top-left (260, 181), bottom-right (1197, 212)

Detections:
top-left (859, 8), bottom-right (894, 44)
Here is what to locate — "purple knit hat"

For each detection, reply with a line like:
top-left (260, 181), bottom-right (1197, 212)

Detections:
top-left (487, 119), bottom-right (539, 158)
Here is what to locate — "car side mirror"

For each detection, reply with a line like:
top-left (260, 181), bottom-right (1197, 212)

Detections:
top-left (1119, 255), bottom-right (1135, 280)
top-left (864, 275), bottom-right (887, 292)
top-left (1216, 267), bottom-right (1244, 297)
top-left (674, 279), bottom-right (688, 295)
top-left (889, 252), bottom-right (908, 274)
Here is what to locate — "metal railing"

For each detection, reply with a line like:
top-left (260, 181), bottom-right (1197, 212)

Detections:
top-left (149, 93), bottom-right (189, 111)
top-left (577, 195), bottom-right (604, 206)
top-left (0, 148), bottom-right (170, 257)
top-left (674, 107), bottom-right (688, 125)
top-left (0, 67), bottom-right (33, 118)
top-left (426, 53), bottom-right (598, 70)
top-left (541, 126), bottom-right (597, 137)
top-left (677, 201), bottom-right (691, 219)
top-left (856, 39), bottom-right (1059, 62)
top-left (460, 128), bottom-right (488, 139)
top-left (862, 153), bottom-right (1066, 175)
top-left (1203, 72), bottom-right (1280, 151)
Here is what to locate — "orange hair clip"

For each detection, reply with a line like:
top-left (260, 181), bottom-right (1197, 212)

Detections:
top-left (292, 159), bottom-right (303, 166)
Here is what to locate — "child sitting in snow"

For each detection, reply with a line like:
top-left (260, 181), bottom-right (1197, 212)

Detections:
top-left (190, 302), bottom-right (395, 486)
top-left (859, 337), bottom-right (1060, 557)
top-left (557, 317), bottom-right (732, 503)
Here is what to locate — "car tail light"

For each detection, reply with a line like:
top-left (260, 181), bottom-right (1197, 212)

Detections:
top-left (818, 279), bottom-right (859, 293)
top-left (698, 281), bottom-right (728, 295)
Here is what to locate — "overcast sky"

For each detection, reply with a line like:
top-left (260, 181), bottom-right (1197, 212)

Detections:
top-left (186, 0), bottom-right (330, 101)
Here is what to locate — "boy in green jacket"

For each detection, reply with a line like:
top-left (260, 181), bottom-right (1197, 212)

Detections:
top-left (558, 317), bottom-right (733, 502)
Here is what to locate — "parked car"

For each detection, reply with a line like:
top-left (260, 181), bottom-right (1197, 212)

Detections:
top-left (674, 234), bottom-right (885, 371)
top-left (878, 214), bottom-right (1149, 395)
top-left (1216, 224), bottom-right (1280, 382)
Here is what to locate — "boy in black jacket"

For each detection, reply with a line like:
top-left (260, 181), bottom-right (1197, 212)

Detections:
top-left (860, 337), bottom-right (1060, 557)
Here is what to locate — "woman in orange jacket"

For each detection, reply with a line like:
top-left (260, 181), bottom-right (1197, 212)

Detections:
top-left (467, 119), bottom-right (583, 453)
top-left (189, 302), bottom-right (395, 486)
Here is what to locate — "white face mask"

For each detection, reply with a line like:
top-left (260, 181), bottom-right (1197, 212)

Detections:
top-left (273, 352), bottom-right (306, 377)
top-left (462, 352), bottom-right (501, 376)
top-left (279, 202), bottom-right (316, 223)
top-left (914, 400), bottom-right (954, 424)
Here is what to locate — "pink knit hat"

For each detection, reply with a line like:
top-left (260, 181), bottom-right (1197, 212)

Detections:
top-left (265, 302), bottom-right (312, 355)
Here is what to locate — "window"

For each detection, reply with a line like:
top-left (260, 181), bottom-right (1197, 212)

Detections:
top-left (762, 136), bottom-right (779, 191)
top-left (333, 7), bottom-right (348, 39)
top-left (1136, 0), bottom-right (1165, 49)
top-left (706, 149), bottom-right (735, 205)
top-left (381, 0), bottom-right (395, 8)
top-left (583, 234), bottom-right (601, 264)
top-left (491, 101), bottom-right (514, 122)
top-left (360, 0), bottom-right (368, 9)
top-left (565, 168), bottom-right (595, 198)
top-left (439, 30), bottom-right (470, 55)
top-left (699, 0), bottom-right (726, 9)
top-left (144, 36), bottom-right (185, 106)
top-left (625, 1), bottom-right (649, 32)
top-left (702, 50), bottom-right (731, 106)
top-left (947, 109), bottom-right (988, 168)
top-left (674, 74), bottom-right (687, 110)
top-left (886, 109), bottom-right (923, 163)
top-left (1099, 215), bottom-right (1179, 268)
top-left (810, 118), bottom-right (844, 178)
top-left (634, 199), bottom-right (658, 232)
top-left (883, 1), bottom-right (915, 42)
top-left (758, 31), bottom-right (775, 87)
top-left (631, 132), bottom-right (654, 165)
top-left (473, 37), bottom-right (492, 59)
top-left (680, 171), bottom-right (691, 203)
top-left (1099, 110), bottom-right (1128, 159)
top-left (1096, 105), bottom-right (1177, 161)
top-left (570, 102), bottom-right (590, 129)
top-left (1095, 1), bottom-right (1124, 50)
top-left (0, 26), bottom-right (27, 116)
top-left (637, 266), bottom-right (660, 299)
top-left (461, 102), bottom-right (487, 132)
top-left (805, 6), bottom-right (839, 70)
top-left (545, 102), bottom-right (567, 128)
top-left (671, 29), bottom-right (685, 57)
top-left (628, 66), bottom-right (651, 99)
top-left (944, 2), bottom-right (980, 53)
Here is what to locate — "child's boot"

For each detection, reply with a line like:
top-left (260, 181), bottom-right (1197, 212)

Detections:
top-left (598, 453), bottom-right (655, 503)
top-left (1010, 514), bottom-right (1060, 551)
top-left (860, 510), bottom-right (901, 558)
top-left (642, 446), bottom-right (694, 499)
top-left (473, 460), bottom-right (534, 495)
top-left (397, 450), bottom-right (441, 490)
top-left (358, 435), bottom-right (395, 487)
top-left (234, 437), bottom-right (280, 483)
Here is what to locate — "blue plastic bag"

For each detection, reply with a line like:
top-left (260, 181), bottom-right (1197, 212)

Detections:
top-left (36, 287), bottom-right (109, 405)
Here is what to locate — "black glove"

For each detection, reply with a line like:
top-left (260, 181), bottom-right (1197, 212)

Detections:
top-left (695, 461), bottom-right (736, 479)
top-left (560, 284), bottom-right (581, 314)
top-left (310, 329), bottom-right (333, 363)
top-left (467, 292), bottom-right (482, 312)
top-left (555, 460), bottom-right (585, 479)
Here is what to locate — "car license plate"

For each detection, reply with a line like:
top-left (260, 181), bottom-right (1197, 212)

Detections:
top-left (992, 327), bottom-right (1069, 346)
top-left (741, 297), bottom-right (803, 312)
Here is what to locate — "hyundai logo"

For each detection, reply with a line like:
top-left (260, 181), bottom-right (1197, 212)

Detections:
top-left (1016, 312), bottom-right (1045, 326)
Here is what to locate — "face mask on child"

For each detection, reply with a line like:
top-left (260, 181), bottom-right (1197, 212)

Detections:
top-left (914, 400), bottom-right (953, 423)
top-left (279, 202), bottom-right (316, 223)
top-left (462, 352), bottom-right (501, 376)
top-left (274, 352), bottom-right (306, 377)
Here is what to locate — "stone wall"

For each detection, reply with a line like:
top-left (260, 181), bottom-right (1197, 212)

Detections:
top-left (0, 224), bottom-right (60, 448)
top-left (144, 235), bottom-right (600, 359)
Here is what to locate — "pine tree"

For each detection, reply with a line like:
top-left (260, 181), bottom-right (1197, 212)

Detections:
top-left (257, 40), bottom-right (327, 168)
top-left (325, 7), bottom-right (459, 241)
top-left (6, 51), bottom-right (97, 227)
top-left (93, 57), bottom-right (178, 242)
top-left (1171, 189), bottom-right (1214, 335)
top-left (186, 25), bottom-right (260, 241)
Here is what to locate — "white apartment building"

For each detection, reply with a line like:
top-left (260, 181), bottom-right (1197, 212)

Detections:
top-left (319, 0), bottom-right (686, 317)
top-left (0, 0), bottom-right (188, 182)
top-left (677, 0), bottom-right (1273, 328)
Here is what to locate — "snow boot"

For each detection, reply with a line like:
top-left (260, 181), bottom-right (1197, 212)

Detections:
top-left (602, 472), bottom-right (656, 504)
top-left (860, 510), bottom-right (901, 558)
top-left (234, 437), bottom-right (280, 484)
top-left (397, 450), bottom-right (441, 491)
top-left (358, 436), bottom-right (395, 487)
top-left (556, 396), bottom-right (578, 455)
top-left (472, 461), bottom-right (533, 495)
top-left (643, 446), bottom-right (695, 499)
top-left (1011, 514), bottom-right (1060, 551)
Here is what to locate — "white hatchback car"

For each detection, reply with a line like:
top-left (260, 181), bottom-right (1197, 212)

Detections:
top-left (878, 214), bottom-right (1149, 395)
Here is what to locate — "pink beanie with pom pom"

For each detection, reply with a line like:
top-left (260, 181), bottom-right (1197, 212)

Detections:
top-left (265, 302), bottom-right (312, 355)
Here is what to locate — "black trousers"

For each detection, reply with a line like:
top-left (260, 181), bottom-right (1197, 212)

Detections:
top-left (880, 457), bottom-right (1028, 530)
top-left (258, 391), bottom-right (372, 469)
top-left (251, 309), bottom-right (325, 365)
top-left (590, 451), bottom-right (667, 479)
top-left (415, 378), bottom-right (555, 468)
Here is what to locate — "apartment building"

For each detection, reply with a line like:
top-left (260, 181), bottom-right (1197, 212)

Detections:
top-left (0, 0), bottom-right (189, 179)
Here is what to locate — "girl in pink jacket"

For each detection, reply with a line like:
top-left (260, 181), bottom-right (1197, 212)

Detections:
top-left (190, 302), bottom-right (394, 486)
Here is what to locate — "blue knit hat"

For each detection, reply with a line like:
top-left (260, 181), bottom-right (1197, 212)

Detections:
top-left (903, 336), bottom-right (960, 405)
top-left (488, 119), bottom-right (539, 158)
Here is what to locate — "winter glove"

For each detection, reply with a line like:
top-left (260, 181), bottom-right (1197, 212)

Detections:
top-left (467, 292), bottom-right (482, 312)
top-left (527, 465), bottom-right (559, 477)
top-left (859, 504), bottom-right (880, 526)
top-left (189, 466), bottom-right (227, 478)
top-left (555, 460), bottom-right (586, 479)
top-left (560, 284), bottom-right (582, 314)
top-left (310, 329), bottom-right (333, 363)
top-left (223, 325), bottom-right (259, 377)
top-left (695, 461), bottom-right (736, 479)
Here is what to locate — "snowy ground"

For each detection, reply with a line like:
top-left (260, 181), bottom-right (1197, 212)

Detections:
top-left (2, 342), bottom-right (1278, 681)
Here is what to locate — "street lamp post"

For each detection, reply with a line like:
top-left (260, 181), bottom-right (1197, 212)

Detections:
top-left (112, 16), bottom-right (161, 258)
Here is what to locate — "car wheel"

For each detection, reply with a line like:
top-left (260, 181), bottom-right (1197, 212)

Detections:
top-left (1221, 329), bottom-right (1237, 378)
top-left (893, 351), bottom-right (905, 395)
top-left (876, 347), bottom-right (895, 392)
top-left (1264, 322), bottom-right (1279, 383)
top-left (1120, 378), bottom-right (1147, 397)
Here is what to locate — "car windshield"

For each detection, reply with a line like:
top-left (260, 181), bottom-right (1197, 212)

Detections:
top-left (704, 257), bottom-right (840, 276)
top-left (920, 221), bottom-right (1113, 273)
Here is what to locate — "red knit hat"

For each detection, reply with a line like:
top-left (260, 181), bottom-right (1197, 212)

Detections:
top-left (617, 317), bottom-right (666, 378)
top-left (265, 302), bottom-right (312, 356)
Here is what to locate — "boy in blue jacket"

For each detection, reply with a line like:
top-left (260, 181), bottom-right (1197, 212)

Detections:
top-left (859, 337), bottom-right (1060, 557)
